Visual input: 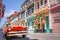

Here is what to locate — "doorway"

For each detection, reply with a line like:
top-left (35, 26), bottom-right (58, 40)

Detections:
top-left (46, 16), bottom-right (50, 33)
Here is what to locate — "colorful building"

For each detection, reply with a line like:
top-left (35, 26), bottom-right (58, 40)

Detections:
top-left (20, 0), bottom-right (50, 33)
top-left (20, 0), bottom-right (37, 33)
top-left (19, 9), bottom-right (26, 27)
top-left (6, 11), bottom-right (20, 27)
top-left (5, 0), bottom-right (60, 33)
top-left (33, 0), bottom-right (50, 33)
top-left (50, 0), bottom-right (60, 33)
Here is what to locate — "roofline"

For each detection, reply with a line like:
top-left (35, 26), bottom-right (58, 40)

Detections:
top-left (21, 0), bottom-right (28, 8)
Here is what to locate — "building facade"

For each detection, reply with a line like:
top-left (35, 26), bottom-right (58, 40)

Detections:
top-left (20, 0), bottom-right (50, 33)
top-left (20, 0), bottom-right (36, 33)
top-left (20, 0), bottom-right (60, 33)
top-left (5, 0), bottom-right (60, 33)
top-left (6, 12), bottom-right (20, 27)
top-left (19, 9), bottom-right (26, 27)
top-left (34, 0), bottom-right (50, 33)
top-left (50, 0), bottom-right (60, 33)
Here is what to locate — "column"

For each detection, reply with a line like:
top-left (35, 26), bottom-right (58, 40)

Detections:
top-left (49, 9), bottom-right (52, 33)
top-left (34, 2), bottom-right (36, 12)
top-left (39, 0), bottom-right (41, 9)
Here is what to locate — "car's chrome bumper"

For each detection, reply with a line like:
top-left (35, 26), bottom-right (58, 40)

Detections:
top-left (7, 31), bottom-right (27, 37)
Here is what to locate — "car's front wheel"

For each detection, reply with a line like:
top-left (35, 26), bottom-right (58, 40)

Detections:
top-left (4, 34), bottom-right (8, 40)
top-left (22, 35), bottom-right (26, 38)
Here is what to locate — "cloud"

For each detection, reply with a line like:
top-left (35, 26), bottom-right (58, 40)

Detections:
top-left (4, 10), bottom-right (16, 17)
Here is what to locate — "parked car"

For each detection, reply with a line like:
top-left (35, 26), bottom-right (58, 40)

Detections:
top-left (3, 25), bottom-right (27, 38)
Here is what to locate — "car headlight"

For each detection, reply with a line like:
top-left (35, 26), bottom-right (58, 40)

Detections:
top-left (8, 28), bottom-right (11, 31)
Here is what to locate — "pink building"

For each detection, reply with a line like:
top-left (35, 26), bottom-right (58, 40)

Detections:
top-left (50, 3), bottom-right (60, 33)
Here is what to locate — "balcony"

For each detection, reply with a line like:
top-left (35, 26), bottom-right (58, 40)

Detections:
top-left (50, 3), bottom-right (60, 7)
top-left (50, 0), bottom-right (60, 7)
top-left (21, 5), bottom-right (26, 11)
top-left (26, 4), bottom-right (34, 17)
top-left (51, 4), bottom-right (60, 13)
top-left (20, 17), bottom-right (25, 20)
top-left (34, 3), bottom-right (49, 15)
top-left (26, 0), bottom-right (34, 7)
top-left (20, 13), bottom-right (25, 20)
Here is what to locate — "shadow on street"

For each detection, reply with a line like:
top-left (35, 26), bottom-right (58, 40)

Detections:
top-left (6, 36), bottom-right (39, 40)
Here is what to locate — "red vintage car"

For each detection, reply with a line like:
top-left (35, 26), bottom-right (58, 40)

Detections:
top-left (3, 25), bottom-right (27, 38)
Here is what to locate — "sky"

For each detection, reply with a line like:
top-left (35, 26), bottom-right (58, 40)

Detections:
top-left (0, 0), bottom-right (25, 28)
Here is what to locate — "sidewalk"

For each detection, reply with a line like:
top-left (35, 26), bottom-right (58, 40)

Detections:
top-left (28, 32), bottom-right (60, 36)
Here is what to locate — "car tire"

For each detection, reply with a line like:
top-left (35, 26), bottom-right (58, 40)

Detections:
top-left (4, 34), bottom-right (11, 40)
top-left (22, 35), bottom-right (26, 38)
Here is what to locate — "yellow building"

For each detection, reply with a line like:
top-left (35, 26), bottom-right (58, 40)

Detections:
top-left (34, 0), bottom-right (50, 33)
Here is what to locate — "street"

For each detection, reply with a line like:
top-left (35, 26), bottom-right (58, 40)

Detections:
top-left (0, 30), bottom-right (38, 40)
top-left (0, 30), bottom-right (60, 40)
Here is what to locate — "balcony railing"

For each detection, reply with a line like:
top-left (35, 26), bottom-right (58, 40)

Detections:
top-left (26, 0), bottom-right (34, 7)
top-left (50, 0), bottom-right (60, 7)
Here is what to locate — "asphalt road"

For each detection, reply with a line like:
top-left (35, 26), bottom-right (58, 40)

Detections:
top-left (0, 30), bottom-right (5, 40)
top-left (0, 30), bottom-right (60, 40)
top-left (0, 30), bottom-right (38, 40)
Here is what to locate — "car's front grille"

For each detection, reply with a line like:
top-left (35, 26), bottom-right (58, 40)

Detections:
top-left (7, 31), bottom-right (27, 34)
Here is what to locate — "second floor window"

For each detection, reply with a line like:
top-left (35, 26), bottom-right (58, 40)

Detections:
top-left (27, 5), bottom-right (34, 16)
top-left (29, 0), bottom-right (32, 2)
top-left (41, 0), bottom-right (43, 5)
top-left (45, 0), bottom-right (47, 4)
top-left (58, 0), bottom-right (60, 3)
top-left (37, 2), bottom-right (39, 9)
top-left (50, 0), bottom-right (59, 6)
top-left (21, 13), bottom-right (25, 19)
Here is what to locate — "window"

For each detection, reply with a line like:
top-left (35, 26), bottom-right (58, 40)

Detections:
top-left (26, 1), bottom-right (27, 4)
top-left (37, 2), bottom-right (39, 9)
top-left (54, 19), bottom-right (60, 23)
top-left (41, 0), bottom-right (43, 5)
top-left (58, 0), bottom-right (60, 3)
top-left (29, 0), bottom-right (32, 2)
top-left (21, 13), bottom-right (25, 19)
top-left (50, 0), bottom-right (59, 6)
top-left (26, 0), bottom-right (30, 5)
top-left (26, 12), bottom-right (27, 17)
top-left (28, 22), bottom-right (29, 27)
top-left (32, 6), bottom-right (34, 13)
top-left (45, 0), bottom-right (47, 4)
top-left (28, 9), bottom-right (30, 15)
top-left (27, 5), bottom-right (34, 16)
